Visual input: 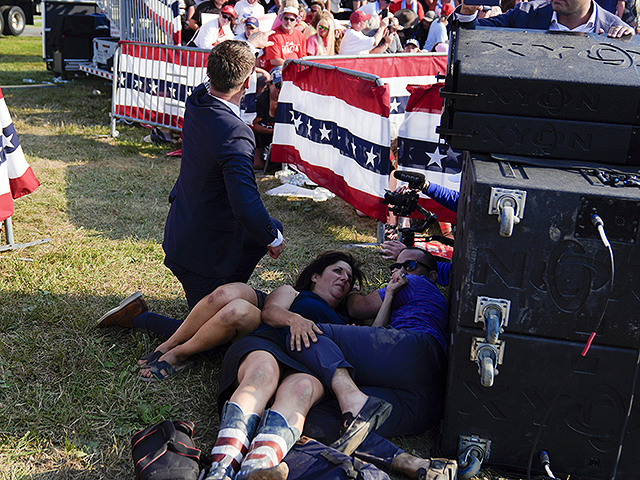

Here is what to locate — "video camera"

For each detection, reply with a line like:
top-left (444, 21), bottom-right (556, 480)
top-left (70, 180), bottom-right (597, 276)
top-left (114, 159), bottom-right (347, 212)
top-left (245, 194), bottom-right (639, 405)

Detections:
top-left (382, 170), bottom-right (439, 246)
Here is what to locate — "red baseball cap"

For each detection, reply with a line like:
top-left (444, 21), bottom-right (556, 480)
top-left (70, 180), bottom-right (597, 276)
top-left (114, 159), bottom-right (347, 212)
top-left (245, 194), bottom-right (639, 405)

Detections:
top-left (221, 5), bottom-right (236, 18)
top-left (440, 3), bottom-right (454, 16)
top-left (350, 10), bottom-right (372, 24)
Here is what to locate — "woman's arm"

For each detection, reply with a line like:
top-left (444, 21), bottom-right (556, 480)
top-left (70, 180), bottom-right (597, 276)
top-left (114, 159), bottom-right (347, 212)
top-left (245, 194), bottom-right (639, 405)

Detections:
top-left (252, 115), bottom-right (274, 135)
top-left (262, 285), bottom-right (324, 351)
top-left (372, 270), bottom-right (407, 327)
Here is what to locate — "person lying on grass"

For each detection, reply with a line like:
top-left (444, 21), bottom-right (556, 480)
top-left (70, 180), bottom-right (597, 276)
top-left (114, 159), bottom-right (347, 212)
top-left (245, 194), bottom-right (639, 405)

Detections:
top-left (204, 249), bottom-right (455, 480)
top-left (99, 250), bottom-right (455, 479)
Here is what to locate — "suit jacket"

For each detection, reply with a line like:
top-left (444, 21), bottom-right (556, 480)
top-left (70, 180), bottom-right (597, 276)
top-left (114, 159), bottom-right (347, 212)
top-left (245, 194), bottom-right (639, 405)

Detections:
top-left (163, 83), bottom-right (279, 279)
top-left (460, 0), bottom-right (629, 33)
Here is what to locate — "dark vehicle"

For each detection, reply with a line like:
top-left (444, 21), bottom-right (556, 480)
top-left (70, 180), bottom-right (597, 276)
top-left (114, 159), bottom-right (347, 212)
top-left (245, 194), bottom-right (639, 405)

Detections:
top-left (0, 0), bottom-right (38, 36)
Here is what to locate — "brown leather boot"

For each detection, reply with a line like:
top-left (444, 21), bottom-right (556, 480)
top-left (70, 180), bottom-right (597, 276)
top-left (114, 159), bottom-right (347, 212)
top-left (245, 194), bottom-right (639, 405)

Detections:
top-left (97, 291), bottom-right (148, 328)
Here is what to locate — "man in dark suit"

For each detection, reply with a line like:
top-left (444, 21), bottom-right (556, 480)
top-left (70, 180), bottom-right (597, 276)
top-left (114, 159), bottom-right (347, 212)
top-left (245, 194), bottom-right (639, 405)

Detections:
top-left (162, 40), bottom-right (285, 310)
top-left (98, 39), bottom-right (285, 339)
top-left (454, 0), bottom-right (634, 36)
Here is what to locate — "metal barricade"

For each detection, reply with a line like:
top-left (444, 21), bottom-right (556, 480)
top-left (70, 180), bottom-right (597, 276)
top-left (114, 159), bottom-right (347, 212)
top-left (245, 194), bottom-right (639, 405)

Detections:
top-left (95, 0), bottom-right (181, 44)
top-left (110, 41), bottom-right (209, 137)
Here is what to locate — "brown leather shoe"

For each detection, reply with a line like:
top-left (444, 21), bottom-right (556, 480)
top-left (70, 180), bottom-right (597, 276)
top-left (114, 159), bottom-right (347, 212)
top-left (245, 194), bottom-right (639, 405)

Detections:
top-left (97, 291), bottom-right (148, 328)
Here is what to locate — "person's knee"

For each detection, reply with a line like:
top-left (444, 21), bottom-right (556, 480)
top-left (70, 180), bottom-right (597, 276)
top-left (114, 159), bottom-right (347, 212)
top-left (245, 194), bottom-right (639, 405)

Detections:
top-left (242, 355), bottom-right (280, 391)
top-left (206, 283), bottom-right (252, 309)
top-left (281, 375), bottom-right (323, 408)
top-left (219, 299), bottom-right (259, 330)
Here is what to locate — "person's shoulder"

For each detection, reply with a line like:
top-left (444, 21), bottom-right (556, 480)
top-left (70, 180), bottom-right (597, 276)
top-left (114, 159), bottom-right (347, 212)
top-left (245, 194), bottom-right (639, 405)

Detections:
top-left (270, 25), bottom-right (286, 37)
top-left (515, 0), bottom-right (552, 13)
top-left (409, 273), bottom-right (439, 289)
top-left (594, 1), bottom-right (629, 25)
top-left (358, 2), bottom-right (377, 14)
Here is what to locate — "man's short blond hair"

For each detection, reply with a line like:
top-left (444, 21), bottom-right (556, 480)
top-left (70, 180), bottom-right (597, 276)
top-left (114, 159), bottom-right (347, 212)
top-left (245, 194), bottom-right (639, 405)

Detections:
top-left (207, 41), bottom-right (255, 93)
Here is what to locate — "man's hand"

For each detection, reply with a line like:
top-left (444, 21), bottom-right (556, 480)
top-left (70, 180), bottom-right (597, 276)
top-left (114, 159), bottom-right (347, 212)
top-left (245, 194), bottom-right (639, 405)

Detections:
top-left (602, 25), bottom-right (634, 37)
top-left (289, 316), bottom-right (324, 351)
top-left (380, 240), bottom-right (406, 260)
top-left (267, 241), bottom-right (285, 259)
top-left (386, 269), bottom-right (409, 294)
top-left (248, 30), bottom-right (275, 49)
top-left (458, 1), bottom-right (482, 15)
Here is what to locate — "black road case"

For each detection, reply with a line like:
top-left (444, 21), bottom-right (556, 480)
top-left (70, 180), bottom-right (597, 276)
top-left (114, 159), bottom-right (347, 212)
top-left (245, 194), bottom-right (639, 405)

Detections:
top-left (439, 29), bottom-right (640, 166)
top-left (439, 154), bottom-right (640, 479)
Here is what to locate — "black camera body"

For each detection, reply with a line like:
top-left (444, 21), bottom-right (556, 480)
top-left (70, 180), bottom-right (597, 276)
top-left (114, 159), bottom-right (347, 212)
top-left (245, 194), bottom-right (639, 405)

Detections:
top-left (383, 189), bottom-right (420, 217)
top-left (383, 171), bottom-right (438, 246)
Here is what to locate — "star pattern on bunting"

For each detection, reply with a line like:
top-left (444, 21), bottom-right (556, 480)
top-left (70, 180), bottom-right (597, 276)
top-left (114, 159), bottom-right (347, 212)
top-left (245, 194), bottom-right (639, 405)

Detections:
top-left (427, 145), bottom-right (447, 168)
top-left (1, 125), bottom-right (19, 165)
top-left (365, 147), bottom-right (377, 167)
top-left (2, 130), bottom-right (17, 152)
top-left (447, 146), bottom-right (462, 164)
top-left (283, 105), bottom-right (389, 174)
top-left (319, 124), bottom-right (331, 141)
top-left (292, 113), bottom-right (303, 131)
top-left (390, 98), bottom-right (401, 114)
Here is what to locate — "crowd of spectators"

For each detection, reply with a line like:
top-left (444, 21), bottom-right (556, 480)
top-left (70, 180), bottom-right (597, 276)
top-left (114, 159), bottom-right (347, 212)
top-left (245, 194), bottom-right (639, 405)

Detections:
top-left (179, 0), bottom-right (462, 57)
top-left (178, 0), bottom-right (639, 59)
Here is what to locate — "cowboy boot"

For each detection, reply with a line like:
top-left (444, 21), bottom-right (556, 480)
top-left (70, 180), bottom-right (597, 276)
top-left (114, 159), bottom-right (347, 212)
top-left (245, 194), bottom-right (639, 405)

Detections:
top-left (235, 409), bottom-right (300, 480)
top-left (205, 401), bottom-right (261, 480)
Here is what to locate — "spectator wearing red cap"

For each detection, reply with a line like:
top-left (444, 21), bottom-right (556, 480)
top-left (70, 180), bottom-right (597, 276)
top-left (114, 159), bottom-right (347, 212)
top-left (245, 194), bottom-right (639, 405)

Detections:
top-left (424, 1), bottom-right (452, 51)
top-left (434, 0), bottom-right (452, 16)
top-left (263, 6), bottom-right (308, 67)
top-left (339, 10), bottom-right (391, 54)
top-left (191, 5), bottom-right (237, 48)
top-left (390, 0), bottom-right (425, 20)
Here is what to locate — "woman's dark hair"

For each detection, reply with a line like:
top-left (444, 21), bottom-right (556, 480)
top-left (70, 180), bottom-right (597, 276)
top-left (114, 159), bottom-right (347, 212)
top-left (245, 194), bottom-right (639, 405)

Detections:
top-left (294, 251), bottom-right (364, 292)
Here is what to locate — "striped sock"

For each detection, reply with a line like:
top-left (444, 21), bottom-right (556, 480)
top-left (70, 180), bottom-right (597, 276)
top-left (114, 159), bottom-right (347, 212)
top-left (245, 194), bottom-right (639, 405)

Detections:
top-left (236, 410), bottom-right (300, 480)
top-left (205, 402), bottom-right (260, 480)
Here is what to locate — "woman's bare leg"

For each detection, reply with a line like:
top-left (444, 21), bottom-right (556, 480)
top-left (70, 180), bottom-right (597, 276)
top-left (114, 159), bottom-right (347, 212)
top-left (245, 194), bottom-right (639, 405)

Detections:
top-left (139, 298), bottom-right (262, 378)
top-left (138, 282), bottom-right (257, 366)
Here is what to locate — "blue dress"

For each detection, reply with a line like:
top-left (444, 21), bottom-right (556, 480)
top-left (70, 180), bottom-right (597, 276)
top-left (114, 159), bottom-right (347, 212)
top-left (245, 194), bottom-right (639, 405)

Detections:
top-left (216, 290), bottom-right (347, 416)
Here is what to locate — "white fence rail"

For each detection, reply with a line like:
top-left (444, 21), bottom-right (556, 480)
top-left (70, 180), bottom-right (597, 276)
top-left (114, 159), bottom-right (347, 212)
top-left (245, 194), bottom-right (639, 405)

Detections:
top-left (96, 0), bottom-right (181, 44)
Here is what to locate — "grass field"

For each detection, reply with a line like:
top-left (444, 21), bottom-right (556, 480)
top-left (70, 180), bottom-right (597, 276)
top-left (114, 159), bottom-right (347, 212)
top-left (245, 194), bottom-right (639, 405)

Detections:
top-left (0, 33), bottom-right (471, 479)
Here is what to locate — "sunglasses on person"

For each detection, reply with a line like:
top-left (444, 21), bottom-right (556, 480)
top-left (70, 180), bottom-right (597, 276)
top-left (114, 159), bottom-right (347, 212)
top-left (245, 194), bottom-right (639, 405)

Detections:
top-left (282, 15), bottom-right (297, 22)
top-left (318, 25), bottom-right (329, 32)
top-left (222, 14), bottom-right (233, 20)
top-left (389, 260), bottom-right (431, 272)
top-left (273, 81), bottom-right (282, 89)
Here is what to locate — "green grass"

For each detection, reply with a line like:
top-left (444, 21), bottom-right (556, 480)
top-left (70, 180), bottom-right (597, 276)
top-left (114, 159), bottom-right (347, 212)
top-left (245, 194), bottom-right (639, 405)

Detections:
top-left (0, 36), bottom-right (507, 480)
